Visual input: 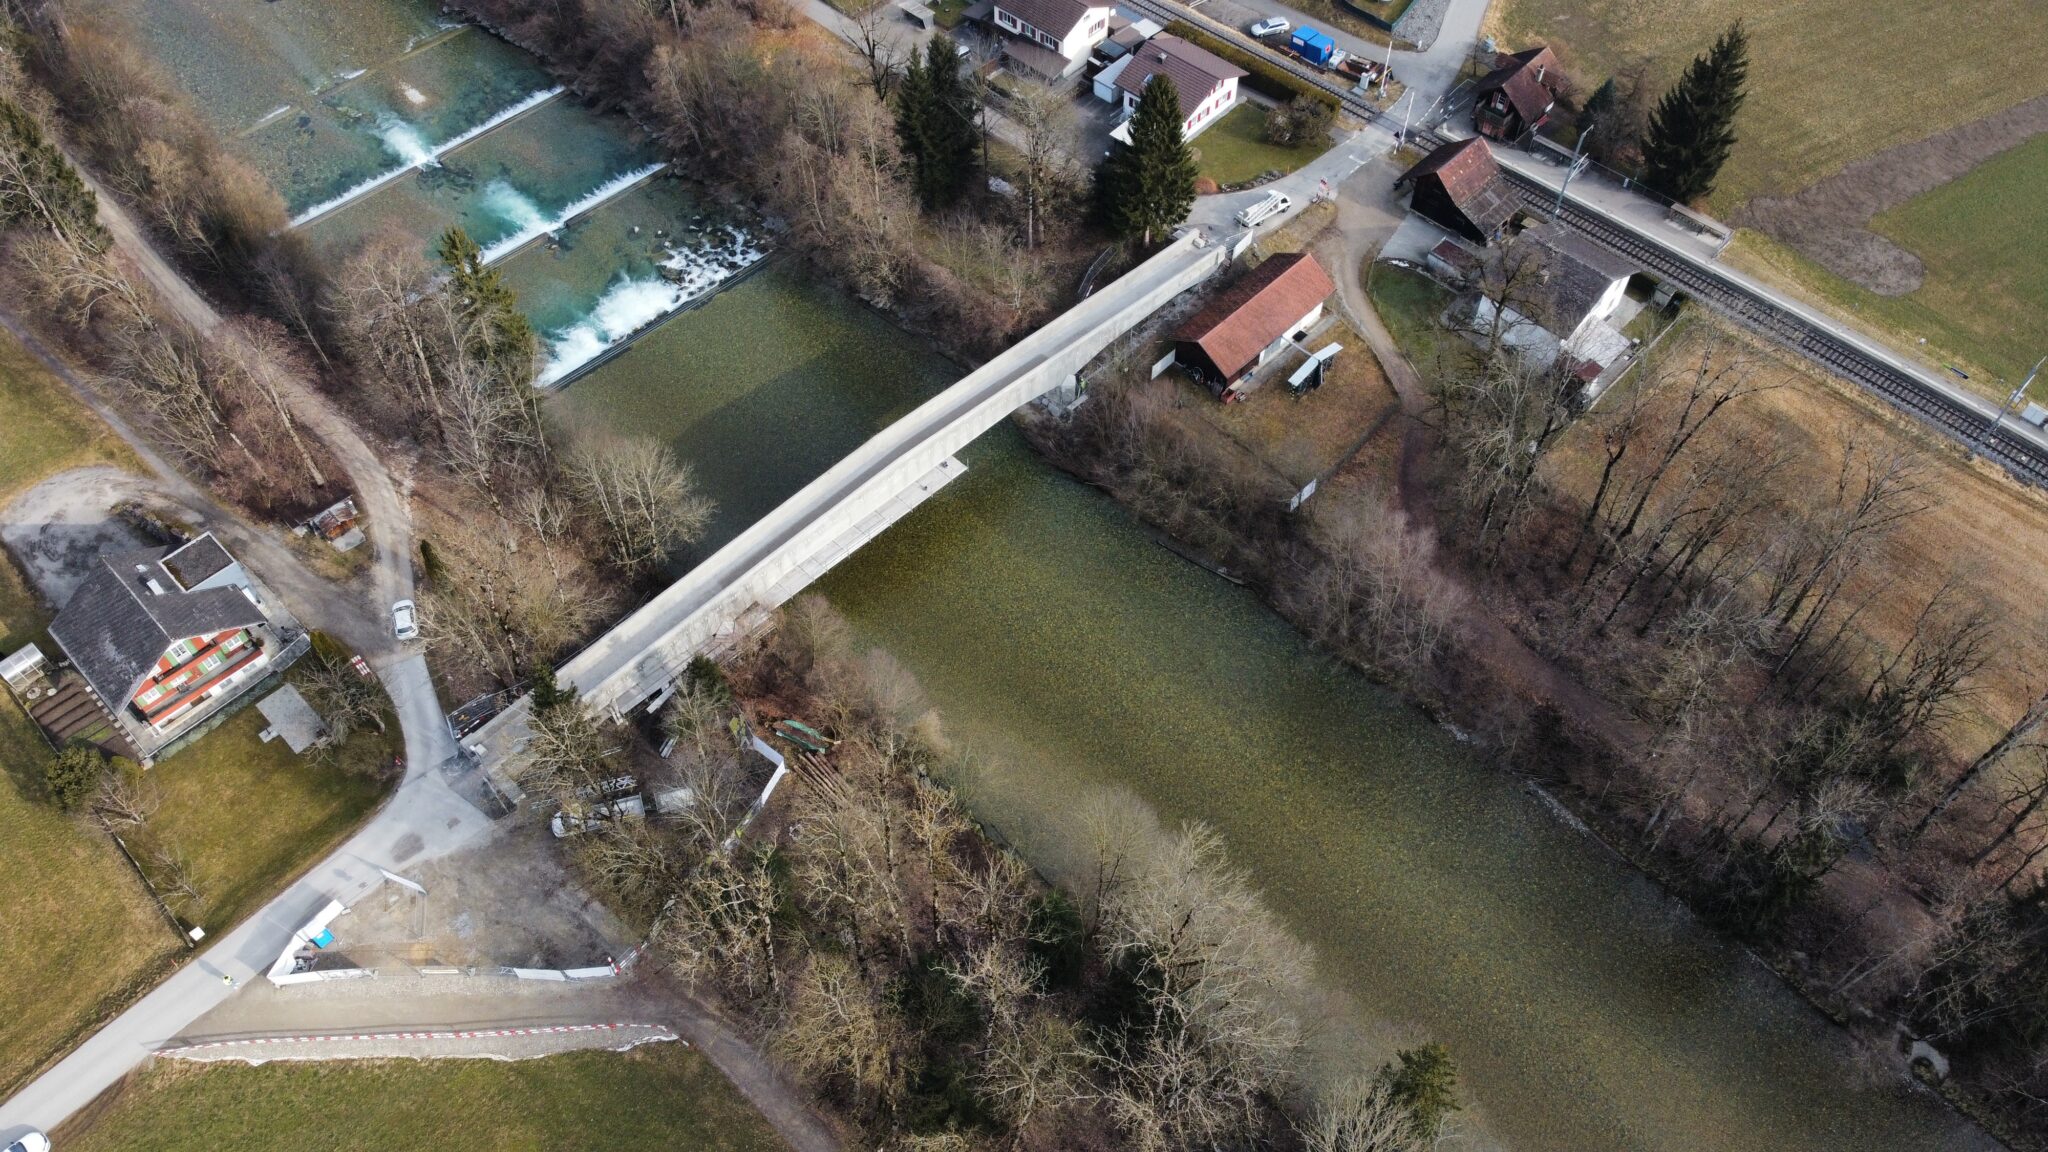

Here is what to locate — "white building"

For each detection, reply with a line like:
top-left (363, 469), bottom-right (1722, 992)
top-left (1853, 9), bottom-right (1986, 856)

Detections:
top-left (1103, 34), bottom-right (1246, 144)
top-left (990, 0), bottom-right (1114, 78)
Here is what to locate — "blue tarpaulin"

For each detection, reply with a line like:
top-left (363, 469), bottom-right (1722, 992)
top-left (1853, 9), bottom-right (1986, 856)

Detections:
top-left (1289, 28), bottom-right (1335, 65)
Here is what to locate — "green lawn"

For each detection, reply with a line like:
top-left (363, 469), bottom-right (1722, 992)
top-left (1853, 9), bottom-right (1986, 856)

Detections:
top-left (1490, 0), bottom-right (2048, 212)
top-left (1365, 260), bottom-right (1459, 368)
top-left (138, 668), bottom-right (396, 935)
top-left (0, 694), bottom-right (181, 1097)
top-left (61, 1046), bottom-right (790, 1152)
top-left (1868, 133), bottom-right (2048, 391)
top-left (0, 327), bottom-right (137, 504)
top-left (0, 330), bottom-right (170, 1096)
top-left (1194, 103), bottom-right (1332, 188)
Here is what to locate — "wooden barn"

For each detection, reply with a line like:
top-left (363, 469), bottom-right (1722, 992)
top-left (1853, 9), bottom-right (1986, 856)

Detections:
top-left (1394, 138), bottom-right (1516, 246)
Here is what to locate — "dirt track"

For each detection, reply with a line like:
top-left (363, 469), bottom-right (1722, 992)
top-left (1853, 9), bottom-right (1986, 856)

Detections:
top-left (1736, 94), bottom-right (2048, 296)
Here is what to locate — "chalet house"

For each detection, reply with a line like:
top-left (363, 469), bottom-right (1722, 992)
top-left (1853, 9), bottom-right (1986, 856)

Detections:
top-left (1102, 34), bottom-right (1246, 143)
top-left (1473, 45), bottom-right (1566, 142)
top-left (49, 533), bottom-right (282, 756)
top-left (1174, 252), bottom-right (1337, 393)
top-left (1394, 137), bottom-right (1516, 246)
top-left (1462, 225), bottom-right (1636, 376)
top-left (989, 0), bottom-right (1114, 78)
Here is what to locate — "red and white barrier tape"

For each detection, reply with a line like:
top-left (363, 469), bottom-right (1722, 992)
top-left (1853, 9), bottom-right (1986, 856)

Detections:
top-left (167, 1021), bottom-right (676, 1052)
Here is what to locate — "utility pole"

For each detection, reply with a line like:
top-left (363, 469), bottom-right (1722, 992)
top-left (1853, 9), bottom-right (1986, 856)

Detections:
top-left (1552, 123), bottom-right (1595, 218)
top-left (1390, 88), bottom-right (1417, 146)
top-left (1980, 354), bottom-right (2046, 448)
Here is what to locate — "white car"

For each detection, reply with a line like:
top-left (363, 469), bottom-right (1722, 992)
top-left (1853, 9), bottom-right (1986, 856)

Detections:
top-left (7, 1132), bottom-right (52, 1152)
top-left (391, 598), bottom-right (419, 641)
top-left (1248, 16), bottom-right (1290, 38)
top-left (1235, 191), bottom-right (1293, 228)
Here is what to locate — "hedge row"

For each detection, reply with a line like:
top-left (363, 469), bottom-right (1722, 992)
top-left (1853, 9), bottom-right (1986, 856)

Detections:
top-left (1164, 21), bottom-right (1340, 113)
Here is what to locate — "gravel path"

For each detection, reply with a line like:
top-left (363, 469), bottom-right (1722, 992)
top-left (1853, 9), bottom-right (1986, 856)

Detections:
top-left (1392, 0), bottom-right (1455, 52)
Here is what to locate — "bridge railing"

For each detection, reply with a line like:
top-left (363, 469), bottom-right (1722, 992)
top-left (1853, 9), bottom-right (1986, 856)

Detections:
top-left (550, 230), bottom-right (1234, 721)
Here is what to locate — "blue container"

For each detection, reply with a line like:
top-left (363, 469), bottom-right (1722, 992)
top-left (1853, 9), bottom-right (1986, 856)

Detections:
top-left (1289, 28), bottom-right (1336, 65)
top-left (311, 928), bottom-right (335, 949)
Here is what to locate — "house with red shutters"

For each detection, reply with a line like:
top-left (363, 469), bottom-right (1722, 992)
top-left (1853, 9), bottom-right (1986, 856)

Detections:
top-left (49, 532), bottom-right (287, 758)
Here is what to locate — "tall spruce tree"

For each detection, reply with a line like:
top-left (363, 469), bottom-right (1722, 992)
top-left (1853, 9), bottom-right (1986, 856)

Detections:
top-left (0, 95), bottom-right (106, 251)
top-left (1095, 74), bottom-right (1196, 246)
top-left (895, 35), bottom-right (979, 210)
top-left (438, 226), bottom-right (538, 384)
top-left (1640, 21), bottom-right (1749, 204)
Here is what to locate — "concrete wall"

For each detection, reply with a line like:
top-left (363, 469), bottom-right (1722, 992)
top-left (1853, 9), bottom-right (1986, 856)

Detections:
top-left (546, 231), bottom-right (1230, 721)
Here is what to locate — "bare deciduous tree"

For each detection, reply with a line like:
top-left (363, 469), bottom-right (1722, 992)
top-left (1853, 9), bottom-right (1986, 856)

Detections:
top-left (565, 433), bottom-right (715, 576)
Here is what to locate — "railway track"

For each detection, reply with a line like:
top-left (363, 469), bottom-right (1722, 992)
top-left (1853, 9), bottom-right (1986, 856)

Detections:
top-left (1484, 165), bottom-right (2048, 488)
top-left (1109, 0), bottom-right (2048, 487)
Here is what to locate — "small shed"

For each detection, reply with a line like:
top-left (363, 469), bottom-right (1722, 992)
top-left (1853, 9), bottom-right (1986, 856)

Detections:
top-left (1394, 137), bottom-right (1516, 246)
top-left (256, 684), bottom-right (326, 754)
top-left (898, 0), bottom-right (935, 29)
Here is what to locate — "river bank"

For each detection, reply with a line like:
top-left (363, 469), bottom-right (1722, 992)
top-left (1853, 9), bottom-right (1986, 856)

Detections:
top-left (815, 424), bottom-right (1999, 1152)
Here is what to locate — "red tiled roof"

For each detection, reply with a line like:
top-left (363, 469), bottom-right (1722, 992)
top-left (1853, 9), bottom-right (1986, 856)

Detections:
top-left (1113, 34), bottom-right (1247, 120)
top-left (1475, 45), bottom-right (1564, 122)
top-left (1398, 137), bottom-right (1497, 203)
top-left (1174, 253), bottom-right (1335, 380)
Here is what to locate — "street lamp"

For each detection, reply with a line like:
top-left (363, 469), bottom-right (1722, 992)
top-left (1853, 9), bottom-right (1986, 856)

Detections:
top-left (1551, 122), bottom-right (1595, 219)
top-left (1981, 354), bottom-right (2047, 449)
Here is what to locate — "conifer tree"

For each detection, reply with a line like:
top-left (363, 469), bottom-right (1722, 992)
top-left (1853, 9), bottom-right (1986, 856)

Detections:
top-left (438, 226), bottom-right (538, 384)
top-left (894, 35), bottom-right (978, 210)
top-left (1641, 21), bottom-right (1750, 204)
top-left (1095, 75), bottom-right (1196, 246)
top-left (0, 94), bottom-right (106, 251)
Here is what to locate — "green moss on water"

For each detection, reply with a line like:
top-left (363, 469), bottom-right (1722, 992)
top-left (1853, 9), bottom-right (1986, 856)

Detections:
top-left (818, 427), bottom-right (1994, 1152)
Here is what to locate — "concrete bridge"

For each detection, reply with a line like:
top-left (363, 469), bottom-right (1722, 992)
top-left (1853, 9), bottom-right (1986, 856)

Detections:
top-left (471, 230), bottom-right (1236, 773)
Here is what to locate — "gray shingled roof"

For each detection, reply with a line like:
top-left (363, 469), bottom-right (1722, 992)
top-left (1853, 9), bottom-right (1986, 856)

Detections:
top-left (49, 544), bottom-right (267, 712)
top-left (1523, 225), bottom-right (1635, 336)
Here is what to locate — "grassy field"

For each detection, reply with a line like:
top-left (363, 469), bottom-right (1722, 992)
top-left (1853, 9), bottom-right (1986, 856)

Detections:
top-left (137, 684), bottom-right (395, 935)
top-left (0, 328), bottom-right (137, 506)
top-left (60, 1046), bottom-right (790, 1152)
top-left (1194, 103), bottom-right (1333, 187)
top-left (1364, 261), bottom-right (1458, 368)
top-left (1867, 133), bottom-right (2048, 389)
top-left (1544, 317), bottom-right (2048, 761)
top-left (0, 330), bottom-right (172, 1095)
top-left (1488, 0), bottom-right (2048, 211)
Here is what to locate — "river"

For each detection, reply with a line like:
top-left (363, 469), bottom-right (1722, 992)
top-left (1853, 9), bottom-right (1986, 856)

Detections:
top-left (64, 0), bottom-right (2002, 1146)
top-left (816, 427), bottom-right (1996, 1152)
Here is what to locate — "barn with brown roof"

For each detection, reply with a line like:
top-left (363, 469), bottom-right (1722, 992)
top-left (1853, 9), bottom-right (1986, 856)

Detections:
top-left (1173, 253), bottom-right (1336, 391)
top-left (1473, 45), bottom-right (1566, 141)
top-left (1394, 137), bottom-right (1516, 246)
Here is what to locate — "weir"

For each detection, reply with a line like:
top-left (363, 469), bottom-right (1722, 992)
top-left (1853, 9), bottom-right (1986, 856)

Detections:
top-left (287, 85), bottom-right (563, 227)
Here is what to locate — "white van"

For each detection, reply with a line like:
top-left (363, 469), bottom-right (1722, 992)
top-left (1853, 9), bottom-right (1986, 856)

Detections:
top-left (550, 794), bottom-right (647, 838)
top-left (1235, 191), bottom-right (1293, 228)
